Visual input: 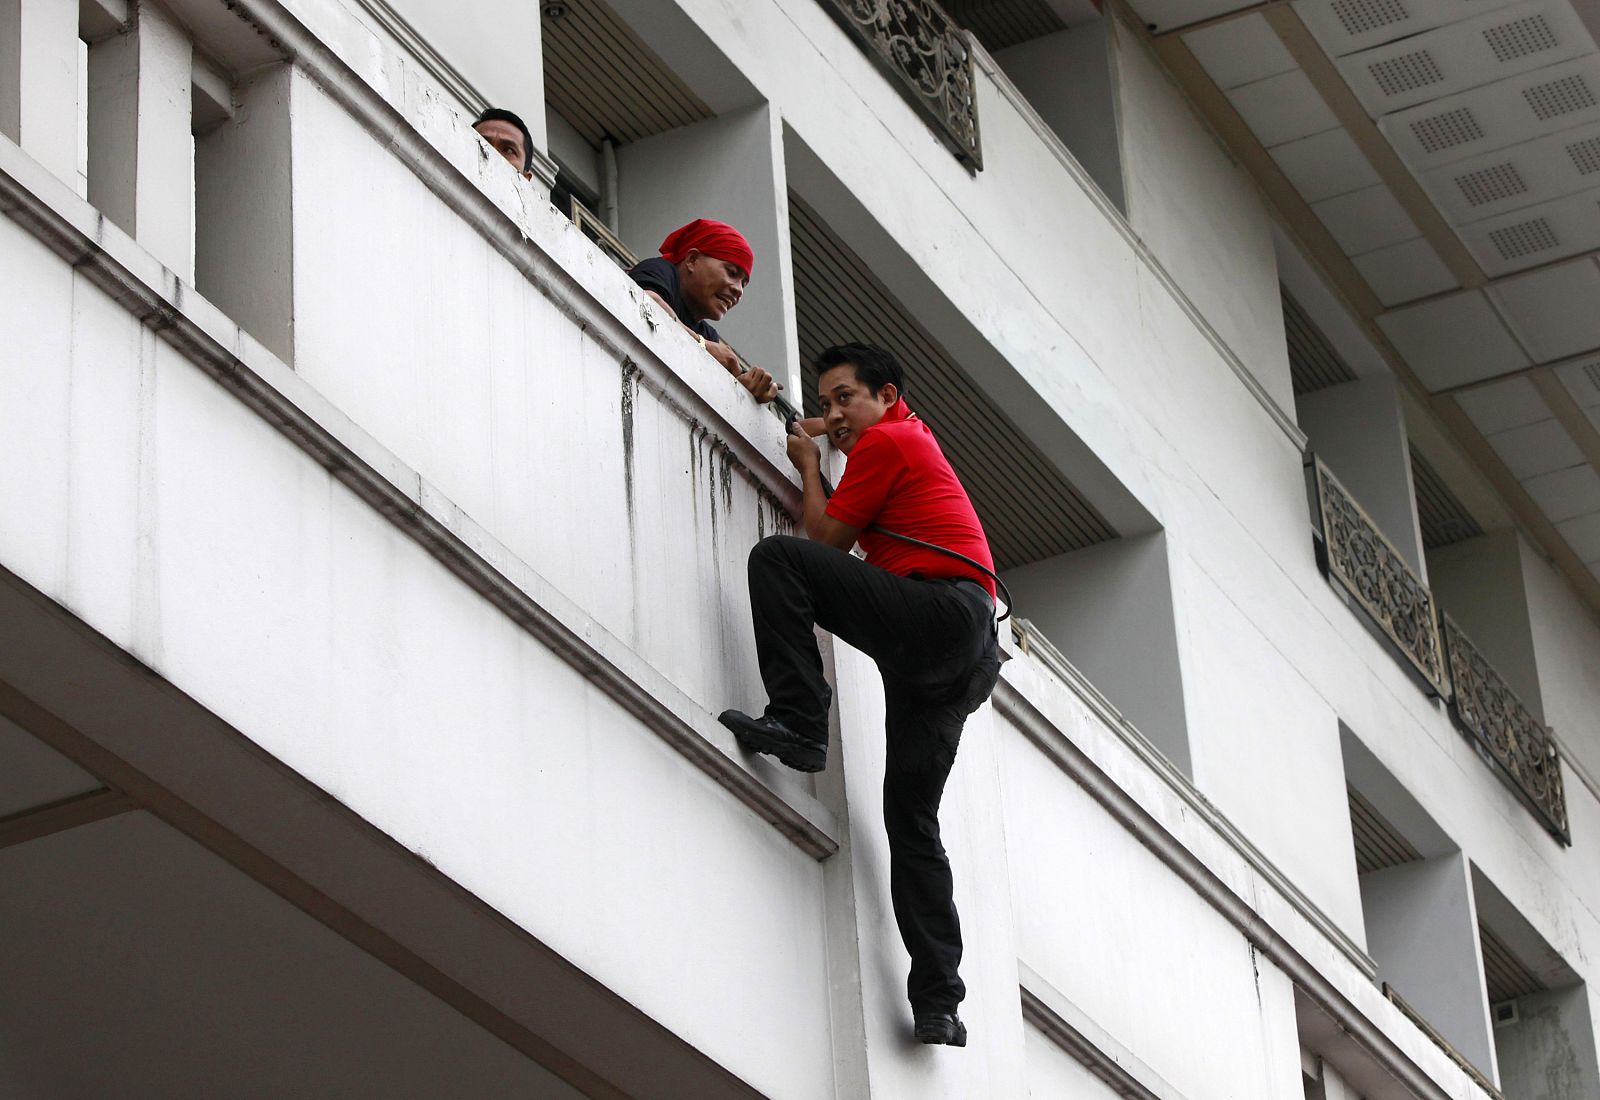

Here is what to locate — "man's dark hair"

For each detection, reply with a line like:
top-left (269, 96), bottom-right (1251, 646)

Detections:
top-left (474, 107), bottom-right (533, 173)
top-left (815, 342), bottom-right (905, 398)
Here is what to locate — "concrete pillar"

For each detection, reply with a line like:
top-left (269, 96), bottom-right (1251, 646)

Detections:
top-left (0, 0), bottom-right (78, 184)
top-left (1359, 851), bottom-right (1500, 1083)
top-left (87, 0), bottom-right (192, 280)
top-left (1494, 984), bottom-right (1600, 1100)
top-left (616, 104), bottom-right (801, 397)
top-left (1427, 530), bottom-right (1545, 718)
top-left (194, 64), bottom-right (293, 362)
top-left (1299, 374), bottom-right (1429, 578)
top-left (1001, 532), bottom-right (1191, 774)
top-left (994, 21), bottom-right (1124, 212)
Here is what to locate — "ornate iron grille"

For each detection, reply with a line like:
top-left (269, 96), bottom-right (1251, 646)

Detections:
top-left (1312, 459), bottom-right (1448, 696)
top-left (815, 0), bottom-right (982, 168)
top-left (1442, 615), bottom-right (1570, 843)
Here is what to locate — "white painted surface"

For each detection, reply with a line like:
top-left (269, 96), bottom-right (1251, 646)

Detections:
top-left (0, 0), bottom-right (78, 183)
top-left (1113, 17), bottom-right (1295, 417)
top-left (1429, 531), bottom-right (1547, 717)
top-left (1520, 542), bottom-right (1600, 786)
top-left (1360, 852), bottom-right (1499, 1081)
top-left (1003, 532), bottom-right (1191, 773)
top-left (1298, 374), bottom-right (1428, 576)
top-left (1495, 985), bottom-right (1600, 1100)
top-left (995, 22), bottom-right (1125, 211)
top-left (1024, 1023), bottom-right (1122, 1099)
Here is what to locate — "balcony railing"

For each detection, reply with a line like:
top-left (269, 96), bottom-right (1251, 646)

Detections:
top-left (1312, 459), bottom-right (1448, 696)
top-left (1309, 457), bottom-right (1570, 845)
top-left (815, 0), bottom-right (982, 168)
top-left (1443, 616), bottom-right (1570, 842)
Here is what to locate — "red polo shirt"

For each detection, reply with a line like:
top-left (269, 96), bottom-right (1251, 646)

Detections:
top-left (824, 398), bottom-right (996, 599)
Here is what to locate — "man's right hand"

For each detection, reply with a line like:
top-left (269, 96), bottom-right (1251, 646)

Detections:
top-left (736, 364), bottom-right (781, 404)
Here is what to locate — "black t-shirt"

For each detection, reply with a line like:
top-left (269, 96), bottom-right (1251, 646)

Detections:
top-left (628, 256), bottom-right (720, 343)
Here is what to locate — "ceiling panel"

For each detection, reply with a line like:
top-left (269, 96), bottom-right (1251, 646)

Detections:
top-left (1487, 418), bottom-right (1585, 478)
top-left (1227, 70), bottom-right (1342, 146)
top-left (1380, 56), bottom-right (1600, 172)
top-left (1456, 375), bottom-right (1553, 433)
top-left (1489, 258), bottom-right (1600, 361)
top-left (1459, 187), bottom-right (1600, 276)
top-left (1184, 13), bottom-right (1298, 89)
top-left (1379, 291), bottom-right (1532, 389)
top-left (1297, 0), bottom-right (1527, 59)
top-left (1313, 184), bottom-right (1422, 253)
top-left (1351, 236), bottom-right (1459, 304)
top-left (1556, 353), bottom-right (1600, 405)
top-left (1337, 2), bottom-right (1594, 117)
top-left (0, 715), bottom-right (101, 818)
top-left (1522, 463), bottom-right (1600, 520)
top-left (1272, 127), bottom-right (1383, 201)
top-left (1421, 120), bottom-right (1600, 223)
top-left (1128, 0), bottom-right (1260, 34)
top-left (1557, 509), bottom-right (1600, 560)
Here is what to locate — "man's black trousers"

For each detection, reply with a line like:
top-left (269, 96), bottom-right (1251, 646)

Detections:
top-left (746, 534), bottom-right (1001, 1015)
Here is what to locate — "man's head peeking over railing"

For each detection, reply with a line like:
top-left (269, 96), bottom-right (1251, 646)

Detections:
top-left (473, 108), bottom-right (535, 181)
top-left (629, 219), bottom-right (782, 405)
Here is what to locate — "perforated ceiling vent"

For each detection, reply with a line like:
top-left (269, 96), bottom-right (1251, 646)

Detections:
top-left (1524, 73), bottom-right (1597, 121)
top-left (1369, 49), bottom-right (1444, 96)
top-left (1567, 136), bottom-right (1600, 175)
top-left (1332, 0), bottom-right (1410, 36)
top-left (1410, 106), bottom-right (1484, 153)
top-left (1489, 217), bottom-right (1558, 260)
top-left (1455, 162), bottom-right (1528, 206)
top-left (1483, 13), bottom-right (1559, 64)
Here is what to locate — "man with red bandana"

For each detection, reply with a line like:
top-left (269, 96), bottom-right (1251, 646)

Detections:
top-left (719, 342), bottom-right (1001, 1048)
top-left (629, 218), bottom-right (780, 403)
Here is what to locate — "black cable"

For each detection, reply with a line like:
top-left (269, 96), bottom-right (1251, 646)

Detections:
top-left (781, 407), bottom-right (1014, 622)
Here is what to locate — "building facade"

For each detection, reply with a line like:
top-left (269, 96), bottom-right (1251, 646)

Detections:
top-left (2, 0), bottom-right (1599, 1096)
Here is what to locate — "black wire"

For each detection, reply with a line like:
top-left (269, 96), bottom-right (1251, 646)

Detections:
top-left (781, 407), bottom-right (1014, 622)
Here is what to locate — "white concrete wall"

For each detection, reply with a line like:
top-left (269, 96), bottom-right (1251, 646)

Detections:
top-left (1110, 16), bottom-right (1293, 416)
top-left (1003, 532), bottom-right (1190, 772)
top-left (1496, 985), bottom-right (1600, 1100)
top-left (1429, 531), bottom-right (1545, 715)
top-left (1520, 542), bottom-right (1600, 785)
top-left (616, 104), bottom-right (799, 394)
top-left (1360, 852), bottom-right (1499, 1080)
top-left (995, 21), bottom-right (1124, 211)
top-left (1299, 375), bottom-right (1428, 577)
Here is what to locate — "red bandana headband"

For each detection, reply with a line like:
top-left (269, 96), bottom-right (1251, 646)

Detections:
top-left (659, 218), bottom-right (755, 279)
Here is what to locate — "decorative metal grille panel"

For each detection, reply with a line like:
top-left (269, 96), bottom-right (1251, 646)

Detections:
top-left (1443, 615), bottom-right (1570, 842)
top-left (816, 0), bottom-right (982, 168)
top-left (1313, 459), bottom-right (1447, 695)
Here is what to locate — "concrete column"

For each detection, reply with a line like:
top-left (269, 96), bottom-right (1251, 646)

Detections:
top-left (1001, 532), bottom-right (1191, 774)
top-left (1427, 530), bottom-right (1545, 718)
top-left (0, 0), bottom-right (78, 184)
top-left (87, 0), bottom-right (193, 280)
top-left (1359, 851), bottom-right (1500, 1083)
top-left (1299, 374), bottom-right (1429, 578)
top-left (826, 640), bottom-right (1027, 1097)
top-left (1495, 984), bottom-right (1600, 1100)
top-left (194, 63), bottom-right (293, 363)
top-left (994, 21), bottom-right (1124, 212)
top-left (616, 104), bottom-right (801, 397)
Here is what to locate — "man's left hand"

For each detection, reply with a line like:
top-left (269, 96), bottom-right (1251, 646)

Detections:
top-left (786, 419), bottom-right (821, 471)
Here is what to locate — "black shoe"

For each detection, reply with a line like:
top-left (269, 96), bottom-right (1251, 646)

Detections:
top-left (717, 710), bottom-right (826, 773)
top-left (914, 1012), bottom-right (967, 1047)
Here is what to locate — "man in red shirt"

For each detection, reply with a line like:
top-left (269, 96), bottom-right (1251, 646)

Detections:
top-left (719, 343), bottom-right (1001, 1048)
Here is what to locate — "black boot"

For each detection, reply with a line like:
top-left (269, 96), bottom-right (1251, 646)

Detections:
top-left (914, 1012), bottom-right (967, 1047)
top-left (717, 710), bottom-right (827, 773)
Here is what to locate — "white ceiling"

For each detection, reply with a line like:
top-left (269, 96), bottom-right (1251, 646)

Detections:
top-left (1138, 0), bottom-right (1600, 589)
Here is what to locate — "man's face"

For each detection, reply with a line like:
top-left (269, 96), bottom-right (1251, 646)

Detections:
top-left (474, 120), bottom-right (528, 178)
top-left (678, 249), bottom-right (748, 322)
top-left (818, 364), bottom-right (897, 454)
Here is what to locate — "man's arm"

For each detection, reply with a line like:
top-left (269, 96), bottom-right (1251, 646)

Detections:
top-left (640, 288), bottom-right (781, 403)
top-left (787, 424), bottom-right (860, 551)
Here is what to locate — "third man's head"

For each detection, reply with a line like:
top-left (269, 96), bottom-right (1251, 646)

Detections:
top-left (815, 343), bottom-right (903, 454)
top-left (473, 108), bottom-right (534, 179)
